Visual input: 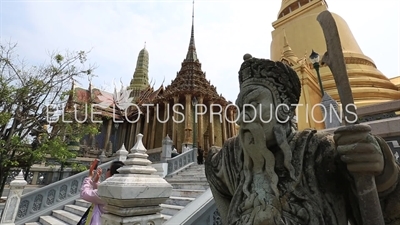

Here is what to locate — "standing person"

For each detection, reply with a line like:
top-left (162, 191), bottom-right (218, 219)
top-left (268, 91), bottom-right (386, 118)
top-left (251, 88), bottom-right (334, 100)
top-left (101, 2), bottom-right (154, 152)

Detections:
top-left (78, 160), bottom-right (125, 225)
top-left (171, 145), bottom-right (179, 158)
top-left (197, 146), bottom-right (203, 164)
top-left (182, 144), bottom-right (189, 153)
top-left (171, 149), bottom-right (179, 158)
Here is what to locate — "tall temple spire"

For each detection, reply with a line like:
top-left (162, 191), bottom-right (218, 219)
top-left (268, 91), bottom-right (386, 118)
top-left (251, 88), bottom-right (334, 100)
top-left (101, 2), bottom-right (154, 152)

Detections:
top-left (129, 46), bottom-right (149, 92)
top-left (185, 0), bottom-right (198, 62)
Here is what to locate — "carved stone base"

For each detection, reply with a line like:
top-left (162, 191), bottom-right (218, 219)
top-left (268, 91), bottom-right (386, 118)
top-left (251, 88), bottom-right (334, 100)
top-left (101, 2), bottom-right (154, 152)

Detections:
top-left (104, 205), bottom-right (162, 217)
top-left (100, 195), bottom-right (169, 208)
top-left (101, 213), bottom-right (166, 225)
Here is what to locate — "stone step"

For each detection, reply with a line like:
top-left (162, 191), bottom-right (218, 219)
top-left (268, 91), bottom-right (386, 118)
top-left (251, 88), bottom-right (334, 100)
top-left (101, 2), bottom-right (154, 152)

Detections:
top-left (170, 182), bottom-right (209, 190)
top-left (39, 215), bottom-right (69, 225)
top-left (64, 204), bottom-right (88, 217)
top-left (52, 209), bottom-right (81, 224)
top-left (178, 170), bottom-right (206, 174)
top-left (167, 172), bottom-right (205, 177)
top-left (166, 177), bottom-right (208, 182)
top-left (160, 204), bottom-right (185, 216)
top-left (165, 196), bottom-right (196, 206)
top-left (171, 172), bottom-right (206, 177)
top-left (75, 199), bottom-right (91, 208)
top-left (171, 189), bottom-right (206, 198)
top-left (25, 222), bottom-right (42, 225)
top-left (183, 167), bottom-right (205, 171)
top-left (176, 168), bottom-right (204, 172)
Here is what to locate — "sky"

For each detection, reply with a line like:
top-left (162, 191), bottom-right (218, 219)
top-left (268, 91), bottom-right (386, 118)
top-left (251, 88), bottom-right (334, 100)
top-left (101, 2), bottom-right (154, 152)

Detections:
top-left (1, 0), bottom-right (399, 103)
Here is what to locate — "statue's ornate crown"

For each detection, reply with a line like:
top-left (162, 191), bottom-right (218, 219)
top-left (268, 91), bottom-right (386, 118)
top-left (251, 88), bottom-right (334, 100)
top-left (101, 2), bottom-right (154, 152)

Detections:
top-left (238, 54), bottom-right (301, 119)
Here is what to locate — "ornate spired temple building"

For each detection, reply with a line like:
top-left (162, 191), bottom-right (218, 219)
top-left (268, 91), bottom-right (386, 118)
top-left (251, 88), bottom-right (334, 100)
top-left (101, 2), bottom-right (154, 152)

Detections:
top-left (119, 11), bottom-right (237, 156)
top-left (69, 7), bottom-right (237, 157)
top-left (68, 0), bottom-right (399, 155)
top-left (272, 0), bottom-right (400, 129)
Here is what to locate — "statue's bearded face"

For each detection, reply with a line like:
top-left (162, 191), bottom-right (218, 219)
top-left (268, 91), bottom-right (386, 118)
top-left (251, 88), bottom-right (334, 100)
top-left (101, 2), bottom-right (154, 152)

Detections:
top-left (236, 85), bottom-right (278, 148)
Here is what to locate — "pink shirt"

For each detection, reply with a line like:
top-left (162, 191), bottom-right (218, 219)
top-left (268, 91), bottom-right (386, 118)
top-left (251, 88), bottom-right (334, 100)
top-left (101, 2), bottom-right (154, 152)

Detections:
top-left (80, 177), bottom-right (106, 225)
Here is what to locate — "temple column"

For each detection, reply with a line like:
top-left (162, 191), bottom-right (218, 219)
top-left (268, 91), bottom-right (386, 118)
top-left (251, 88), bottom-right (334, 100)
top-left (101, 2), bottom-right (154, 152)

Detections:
top-left (206, 101), bottom-right (215, 160)
top-left (172, 96), bottom-right (179, 146)
top-left (198, 96), bottom-right (204, 149)
top-left (142, 111), bottom-right (149, 148)
top-left (134, 115), bottom-right (142, 142)
top-left (104, 119), bottom-right (112, 150)
top-left (150, 109), bottom-right (157, 149)
top-left (162, 101), bottom-right (168, 138)
top-left (128, 121), bottom-right (136, 150)
top-left (184, 94), bottom-right (192, 144)
top-left (125, 122), bottom-right (132, 148)
top-left (209, 101), bottom-right (215, 146)
top-left (222, 105), bottom-right (227, 143)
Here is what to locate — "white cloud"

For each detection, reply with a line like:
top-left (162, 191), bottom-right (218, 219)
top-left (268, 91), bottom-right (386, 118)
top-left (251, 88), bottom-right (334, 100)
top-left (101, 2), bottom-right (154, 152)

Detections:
top-left (1, 0), bottom-right (399, 103)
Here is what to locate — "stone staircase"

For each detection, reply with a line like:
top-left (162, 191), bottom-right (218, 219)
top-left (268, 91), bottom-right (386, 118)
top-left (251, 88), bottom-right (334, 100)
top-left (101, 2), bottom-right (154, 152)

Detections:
top-left (161, 164), bottom-right (209, 218)
top-left (23, 163), bottom-right (208, 225)
top-left (25, 199), bottom-right (90, 225)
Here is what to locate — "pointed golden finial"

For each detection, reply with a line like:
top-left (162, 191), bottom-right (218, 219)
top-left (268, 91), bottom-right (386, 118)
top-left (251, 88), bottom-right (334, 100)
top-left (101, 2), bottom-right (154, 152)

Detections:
top-left (282, 29), bottom-right (295, 57)
top-left (281, 28), bottom-right (298, 63)
top-left (283, 29), bottom-right (289, 47)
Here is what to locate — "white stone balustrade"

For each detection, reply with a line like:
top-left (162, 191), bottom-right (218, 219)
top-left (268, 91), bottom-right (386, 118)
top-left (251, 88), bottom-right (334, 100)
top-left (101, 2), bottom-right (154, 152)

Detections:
top-left (0, 171), bottom-right (27, 225)
top-left (98, 133), bottom-right (173, 225)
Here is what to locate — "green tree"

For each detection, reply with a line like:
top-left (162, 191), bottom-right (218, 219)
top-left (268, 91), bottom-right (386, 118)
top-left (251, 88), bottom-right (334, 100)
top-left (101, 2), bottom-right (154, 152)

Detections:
top-left (0, 42), bottom-right (100, 196)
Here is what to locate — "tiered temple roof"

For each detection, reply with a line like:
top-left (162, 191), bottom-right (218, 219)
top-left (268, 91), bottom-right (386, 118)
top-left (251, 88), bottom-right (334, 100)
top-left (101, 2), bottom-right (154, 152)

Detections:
top-left (155, 3), bottom-right (228, 106)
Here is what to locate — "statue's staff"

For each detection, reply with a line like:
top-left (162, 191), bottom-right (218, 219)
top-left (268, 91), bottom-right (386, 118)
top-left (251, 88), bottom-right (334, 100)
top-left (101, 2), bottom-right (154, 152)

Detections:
top-left (316, 10), bottom-right (385, 225)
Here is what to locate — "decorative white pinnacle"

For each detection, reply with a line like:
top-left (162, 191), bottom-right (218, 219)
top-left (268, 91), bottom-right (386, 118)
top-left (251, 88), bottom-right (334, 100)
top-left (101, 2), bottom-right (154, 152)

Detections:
top-left (118, 133), bottom-right (155, 174)
top-left (10, 170), bottom-right (27, 187)
top-left (116, 143), bottom-right (129, 162)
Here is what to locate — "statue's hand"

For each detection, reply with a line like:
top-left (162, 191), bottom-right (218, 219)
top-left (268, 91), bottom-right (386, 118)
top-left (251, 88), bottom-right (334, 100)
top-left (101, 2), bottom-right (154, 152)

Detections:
top-left (334, 125), bottom-right (384, 176)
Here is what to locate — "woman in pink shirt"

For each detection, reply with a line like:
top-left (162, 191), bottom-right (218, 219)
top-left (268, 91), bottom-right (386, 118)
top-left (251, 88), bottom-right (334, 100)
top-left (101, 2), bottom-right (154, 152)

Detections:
top-left (79, 160), bottom-right (125, 225)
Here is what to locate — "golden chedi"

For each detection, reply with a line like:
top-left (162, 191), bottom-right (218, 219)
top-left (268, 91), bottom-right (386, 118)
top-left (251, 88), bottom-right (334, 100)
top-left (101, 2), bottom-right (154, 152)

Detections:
top-left (271, 0), bottom-right (400, 107)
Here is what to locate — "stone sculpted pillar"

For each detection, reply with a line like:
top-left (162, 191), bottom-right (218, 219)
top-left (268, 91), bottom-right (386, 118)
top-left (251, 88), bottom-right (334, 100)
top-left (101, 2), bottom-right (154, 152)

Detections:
top-left (161, 135), bottom-right (173, 162)
top-left (0, 171), bottom-right (27, 225)
top-left (98, 134), bottom-right (173, 225)
top-left (115, 144), bottom-right (129, 162)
